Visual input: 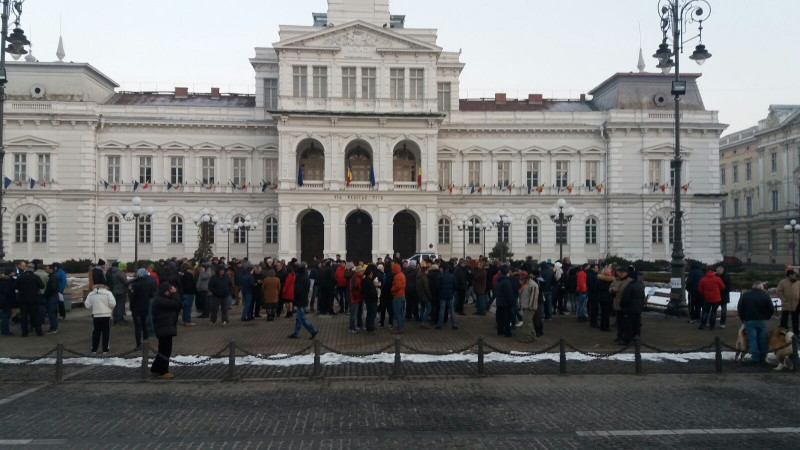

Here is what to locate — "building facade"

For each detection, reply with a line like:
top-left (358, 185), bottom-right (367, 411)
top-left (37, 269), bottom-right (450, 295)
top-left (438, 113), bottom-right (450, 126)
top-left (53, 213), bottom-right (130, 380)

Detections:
top-left (719, 105), bottom-right (800, 264)
top-left (2, 0), bottom-right (725, 264)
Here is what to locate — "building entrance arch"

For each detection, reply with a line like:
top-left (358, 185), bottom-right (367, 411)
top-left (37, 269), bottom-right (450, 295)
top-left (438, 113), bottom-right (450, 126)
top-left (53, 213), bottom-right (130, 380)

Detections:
top-left (299, 210), bottom-right (324, 263)
top-left (393, 210), bottom-right (418, 259)
top-left (346, 210), bottom-right (372, 263)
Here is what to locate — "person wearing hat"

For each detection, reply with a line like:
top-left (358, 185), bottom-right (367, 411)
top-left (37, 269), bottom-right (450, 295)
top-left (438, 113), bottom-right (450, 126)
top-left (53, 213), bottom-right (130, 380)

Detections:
top-left (91, 259), bottom-right (107, 287)
top-left (208, 265), bottom-right (233, 325)
top-left (619, 266), bottom-right (645, 344)
top-left (150, 282), bottom-right (181, 379)
top-left (609, 266), bottom-right (633, 345)
top-left (130, 268), bottom-right (157, 349)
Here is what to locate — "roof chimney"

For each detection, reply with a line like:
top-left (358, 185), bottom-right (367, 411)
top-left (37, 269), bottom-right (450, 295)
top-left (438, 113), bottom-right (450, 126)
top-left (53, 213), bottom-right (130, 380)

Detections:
top-left (580, 93), bottom-right (586, 102)
top-left (495, 93), bottom-right (507, 104)
top-left (174, 87), bottom-right (189, 99)
top-left (210, 87), bottom-right (220, 99)
top-left (527, 94), bottom-right (543, 104)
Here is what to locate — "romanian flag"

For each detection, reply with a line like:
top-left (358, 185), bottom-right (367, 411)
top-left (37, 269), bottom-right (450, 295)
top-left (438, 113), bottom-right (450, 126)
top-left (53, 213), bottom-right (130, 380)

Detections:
top-left (417, 167), bottom-right (422, 187)
top-left (346, 163), bottom-right (353, 187)
top-left (536, 184), bottom-right (544, 194)
top-left (143, 180), bottom-right (150, 189)
top-left (682, 182), bottom-right (690, 192)
top-left (241, 182), bottom-right (247, 190)
top-left (477, 186), bottom-right (483, 194)
top-left (507, 184), bottom-right (513, 192)
top-left (660, 184), bottom-right (667, 193)
top-left (208, 181), bottom-right (214, 190)
top-left (596, 183), bottom-right (603, 193)
top-left (448, 183), bottom-right (453, 194)
top-left (273, 183), bottom-right (278, 190)
top-left (40, 180), bottom-right (46, 187)
top-left (17, 179), bottom-right (23, 187)
top-left (113, 182), bottom-right (118, 191)
top-left (566, 183), bottom-right (574, 194)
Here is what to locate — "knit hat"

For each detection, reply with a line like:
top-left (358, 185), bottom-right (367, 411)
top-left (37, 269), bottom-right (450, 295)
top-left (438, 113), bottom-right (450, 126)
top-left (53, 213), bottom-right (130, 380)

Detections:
top-left (409, 260), bottom-right (417, 268)
top-left (97, 259), bottom-right (106, 266)
top-left (137, 268), bottom-right (149, 278)
top-left (119, 263), bottom-right (127, 270)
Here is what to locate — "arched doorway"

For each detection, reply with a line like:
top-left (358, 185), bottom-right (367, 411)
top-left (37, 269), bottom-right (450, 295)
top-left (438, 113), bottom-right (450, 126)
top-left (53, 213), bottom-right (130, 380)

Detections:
top-left (300, 210), bottom-right (324, 263)
top-left (393, 211), bottom-right (417, 258)
top-left (346, 210), bottom-right (372, 263)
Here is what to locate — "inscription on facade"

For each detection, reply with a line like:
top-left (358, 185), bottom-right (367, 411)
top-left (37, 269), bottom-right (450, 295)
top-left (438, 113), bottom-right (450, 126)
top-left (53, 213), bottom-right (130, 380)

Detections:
top-left (334, 194), bottom-right (384, 201)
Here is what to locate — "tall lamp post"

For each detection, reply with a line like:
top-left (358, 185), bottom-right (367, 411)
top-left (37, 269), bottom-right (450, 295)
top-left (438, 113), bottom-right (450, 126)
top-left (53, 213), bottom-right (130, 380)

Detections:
top-left (457, 218), bottom-right (474, 259)
top-left (219, 221), bottom-right (233, 261)
top-left (548, 199), bottom-right (575, 262)
top-left (0, 0), bottom-right (30, 261)
top-left (481, 222), bottom-right (493, 258)
top-left (653, 0), bottom-right (712, 311)
top-left (784, 219), bottom-right (800, 266)
top-left (490, 210), bottom-right (513, 262)
top-left (192, 209), bottom-right (219, 261)
top-left (119, 197), bottom-right (154, 266)
top-left (234, 215), bottom-right (256, 260)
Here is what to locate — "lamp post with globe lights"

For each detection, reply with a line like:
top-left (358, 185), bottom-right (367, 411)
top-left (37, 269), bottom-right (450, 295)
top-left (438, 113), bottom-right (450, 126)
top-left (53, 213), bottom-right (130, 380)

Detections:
top-left (219, 221), bottom-right (233, 261)
top-left (481, 222), bottom-right (494, 258)
top-left (548, 199), bottom-right (575, 262)
top-left (784, 219), bottom-right (800, 266)
top-left (192, 209), bottom-right (220, 261)
top-left (119, 197), bottom-right (154, 266)
top-left (234, 215), bottom-right (257, 260)
top-left (457, 218), bottom-right (475, 259)
top-left (490, 211), bottom-right (514, 262)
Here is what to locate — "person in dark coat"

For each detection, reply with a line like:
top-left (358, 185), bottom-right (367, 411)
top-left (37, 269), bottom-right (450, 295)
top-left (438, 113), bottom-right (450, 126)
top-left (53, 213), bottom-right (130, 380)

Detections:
top-left (0, 268), bottom-right (16, 336)
top-left (378, 263), bottom-right (394, 328)
top-left (318, 260), bottom-right (336, 315)
top-left (129, 268), bottom-right (157, 348)
top-left (454, 260), bottom-right (469, 315)
top-left (251, 266), bottom-right (265, 319)
top-left (494, 266), bottom-right (515, 337)
top-left (91, 259), bottom-right (107, 286)
top-left (179, 265), bottom-right (198, 326)
top-left (17, 267), bottom-right (45, 337)
top-left (239, 266), bottom-right (257, 321)
top-left (715, 266), bottom-right (732, 329)
top-left (595, 268), bottom-right (615, 332)
top-left (207, 266), bottom-right (232, 325)
top-left (44, 265), bottom-right (61, 334)
top-left (619, 267), bottom-right (646, 345)
top-left (288, 263), bottom-right (317, 339)
top-left (427, 264), bottom-right (441, 324)
top-left (737, 282), bottom-right (775, 363)
top-left (362, 265), bottom-right (379, 332)
top-left (404, 261), bottom-right (419, 321)
top-left (435, 264), bottom-right (458, 329)
top-left (686, 262), bottom-right (705, 323)
top-left (539, 262), bottom-right (556, 319)
top-left (150, 282), bottom-right (182, 378)
top-left (586, 264), bottom-right (600, 328)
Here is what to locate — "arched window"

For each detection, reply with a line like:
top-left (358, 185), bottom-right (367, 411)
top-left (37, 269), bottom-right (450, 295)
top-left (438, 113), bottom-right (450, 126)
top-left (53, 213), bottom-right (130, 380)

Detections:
top-left (393, 143), bottom-right (417, 182)
top-left (233, 216), bottom-right (247, 244)
top-left (138, 215), bottom-right (152, 244)
top-left (170, 216), bottom-right (183, 244)
top-left (345, 144), bottom-right (372, 182)
top-left (585, 217), bottom-right (598, 244)
top-left (14, 215), bottom-right (27, 243)
top-left (107, 215), bottom-right (120, 244)
top-left (527, 218), bottom-right (539, 244)
top-left (497, 222), bottom-right (510, 244)
top-left (468, 217), bottom-right (481, 244)
top-left (668, 217), bottom-right (675, 244)
top-left (438, 218), bottom-right (451, 244)
top-left (298, 141), bottom-right (324, 181)
top-left (265, 217), bottom-right (278, 244)
top-left (651, 217), bottom-right (664, 244)
top-left (33, 214), bottom-right (47, 243)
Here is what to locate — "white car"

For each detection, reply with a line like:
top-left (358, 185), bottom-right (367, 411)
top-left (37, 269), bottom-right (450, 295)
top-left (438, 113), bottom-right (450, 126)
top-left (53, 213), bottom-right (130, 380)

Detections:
top-left (403, 253), bottom-right (439, 264)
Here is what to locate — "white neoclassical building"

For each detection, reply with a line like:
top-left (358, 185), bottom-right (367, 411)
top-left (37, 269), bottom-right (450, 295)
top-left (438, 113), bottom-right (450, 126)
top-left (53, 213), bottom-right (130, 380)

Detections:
top-left (1, 0), bottom-right (726, 264)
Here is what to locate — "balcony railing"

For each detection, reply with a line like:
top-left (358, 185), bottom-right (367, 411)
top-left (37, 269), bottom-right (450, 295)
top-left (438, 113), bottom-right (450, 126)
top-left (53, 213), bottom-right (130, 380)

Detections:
top-left (393, 182), bottom-right (420, 191)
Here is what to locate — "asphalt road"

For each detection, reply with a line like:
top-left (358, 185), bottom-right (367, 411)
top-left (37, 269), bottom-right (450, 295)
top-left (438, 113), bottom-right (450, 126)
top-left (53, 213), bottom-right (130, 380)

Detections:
top-left (1, 373), bottom-right (798, 449)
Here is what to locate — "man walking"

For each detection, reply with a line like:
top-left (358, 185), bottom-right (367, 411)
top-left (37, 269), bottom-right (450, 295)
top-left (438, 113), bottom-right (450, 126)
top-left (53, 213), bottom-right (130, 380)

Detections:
top-left (737, 282), bottom-right (775, 364)
top-left (777, 269), bottom-right (799, 335)
top-left (288, 262), bottom-right (317, 339)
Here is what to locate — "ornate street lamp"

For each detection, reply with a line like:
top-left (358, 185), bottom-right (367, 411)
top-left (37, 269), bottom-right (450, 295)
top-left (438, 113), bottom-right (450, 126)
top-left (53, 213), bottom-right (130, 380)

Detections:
top-left (784, 219), bottom-right (800, 266)
top-left (234, 215), bottom-right (256, 260)
top-left (219, 221), bottom-right (233, 261)
top-left (490, 210), bottom-right (514, 262)
top-left (0, 0), bottom-right (30, 261)
top-left (481, 222), bottom-right (494, 258)
top-left (192, 208), bottom-right (219, 261)
top-left (653, 0), bottom-right (712, 312)
top-left (119, 196), bottom-right (154, 266)
top-left (549, 198), bottom-right (575, 262)
top-left (457, 218), bottom-right (474, 259)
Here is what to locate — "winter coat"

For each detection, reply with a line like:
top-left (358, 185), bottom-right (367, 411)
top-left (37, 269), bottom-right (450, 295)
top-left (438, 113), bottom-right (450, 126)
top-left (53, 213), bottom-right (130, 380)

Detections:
top-left (390, 264), bottom-right (406, 298)
top-left (129, 276), bottom-right (157, 315)
top-left (208, 273), bottom-right (233, 298)
top-left (454, 266), bottom-right (469, 292)
top-left (319, 265), bottom-right (335, 291)
top-left (486, 265), bottom-right (499, 290)
top-left (380, 268), bottom-right (394, 303)
top-left (777, 278), bottom-right (799, 312)
top-left (239, 271), bottom-right (256, 295)
top-left (152, 292), bottom-right (181, 339)
top-left (84, 287), bottom-right (116, 318)
top-left (293, 267), bottom-right (311, 308)
top-left (539, 264), bottom-right (555, 292)
top-left (91, 266), bottom-right (106, 286)
top-left (494, 274), bottom-right (515, 308)
top-left (252, 271), bottom-right (265, 304)
top-left (436, 270), bottom-right (457, 301)
top-left (416, 271), bottom-right (433, 303)
top-left (473, 268), bottom-right (487, 294)
top-left (595, 273), bottom-right (614, 305)
top-left (716, 272), bottom-right (732, 304)
top-left (349, 276), bottom-right (363, 304)
top-left (262, 276), bottom-right (281, 304)
top-left (44, 273), bottom-right (60, 298)
top-left (362, 276), bottom-right (379, 304)
top-left (698, 271), bottom-right (726, 304)
top-left (519, 279), bottom-right (540, 311)
top-left (620, 277), bottom-right (646, 313)
top-left (737, 289), bottom-right (775, 321)
top-left (55, 269), bottom-right (67, 294)
top-left (35, 269), bottom-right (48, 295)
top-left (180, 271), bottom-right (198, 295)
top-left (282, 272), bottom-right (296, 301)
top-left (610, 277), bottom-right (633, 311)
top-left (404, 268), bottom-right (418, 299)
top-left (0, 275), bottom-right (15, 309)
top-left (196, 268), bottom-right (212, 293)
top-left (334, 265), bottom-right (347, 288)
top-left (16, 270), bottom-right (44, 303)
top-left (587, 269), bottom-right (598, 296)
top-left (687, 264), bottom-right (704, 293)
top-left (110, 267), bottom-right (128, 297)
top-left (575, 270), bottom-right (587, 293)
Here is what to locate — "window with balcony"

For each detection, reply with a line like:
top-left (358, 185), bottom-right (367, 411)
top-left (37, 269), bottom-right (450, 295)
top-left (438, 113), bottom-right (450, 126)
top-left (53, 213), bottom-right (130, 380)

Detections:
top-left (107, 156), bottom-right (121, 184)
top-left (649, 160), bottom-right (662, 186)
top-left (526, 161), bottom-right (540, 188)
top-left (38, 154), bottom-right (51, 182)
top-left (264, 159), bottom-right (278, 185)
top-left (555, 161), bottom-right (569, 189)
top-left (497, 161), bottom-right (510, 187)
top-left (468, 161), bottom-right (481, 186)
top-left (438, 161), bottom-right (452, 189)
top-left (232, 158), bottom-right (247, 186)
top-left (202, 157), bottom-right (216, 185)
top-left (170, 156), bottom-right (184, 184)
top-left (13, 153), bottom-right (26, 181)
top-left (138, 156), bottom-right (152, 183)
top-left (585, 161), bottom-right (598, 188)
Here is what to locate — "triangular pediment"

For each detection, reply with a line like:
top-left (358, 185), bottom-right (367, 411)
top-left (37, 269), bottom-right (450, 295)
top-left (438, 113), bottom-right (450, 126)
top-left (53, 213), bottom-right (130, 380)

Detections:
top-left (274, 21), bottom-right (442, 54)
top-left (225, 143), bottom-right (254, 152)
top-left (193, 142), bottom-right (222, 151)
top-left (97, 140), bottom-right (127, 150)
top-left (160, 141), bottom-right (191, 151)
top-left (129, 141), bottom-right (158, 151)
top-left (7, 135), bottom-right (59, 148)
top-left (641, 143), bottom-right (692, 156)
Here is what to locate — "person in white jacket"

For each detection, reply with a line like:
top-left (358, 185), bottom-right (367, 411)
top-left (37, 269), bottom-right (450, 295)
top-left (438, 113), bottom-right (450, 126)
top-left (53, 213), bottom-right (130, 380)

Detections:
top-left (84, 285), bottom-right (116, 354)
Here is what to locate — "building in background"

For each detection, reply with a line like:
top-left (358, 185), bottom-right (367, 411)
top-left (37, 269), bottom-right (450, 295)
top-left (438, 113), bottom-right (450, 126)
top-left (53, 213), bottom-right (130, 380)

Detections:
top-left (719, 105), bottom-right (800, 264)
top-left (2, 0), bottom-right (725, 264)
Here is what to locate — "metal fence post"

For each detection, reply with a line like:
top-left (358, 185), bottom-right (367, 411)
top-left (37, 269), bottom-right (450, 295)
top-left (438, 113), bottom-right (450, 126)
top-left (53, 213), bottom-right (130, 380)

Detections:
top-left (312, 340), bottom-right (321, 378)
top-left (477, 337), bottom-right (485, 377)
top-left (634, 337), bottom-right (642, 375)
top-left (227, 340), bottom-right (238, 381)
top-left (791, 335), bottom-right (799, 373)
top-left (559, 338), bottom-right (566, 375)
top-left (714, 337), bottom-right (722, 374)
top-left (392, 336), bottom-right (401, 378)
top-left (140, 340), bottom-right (149, 382)
top-left (55, 344), bottom-right (63, 384)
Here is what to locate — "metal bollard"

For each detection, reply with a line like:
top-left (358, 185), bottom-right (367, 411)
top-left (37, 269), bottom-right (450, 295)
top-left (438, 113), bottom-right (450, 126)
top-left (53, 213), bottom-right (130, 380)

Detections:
top-left (55, 344), bottom-right (64, 384)
top-left (477, 337), bottom-right (485, 377)
top-left (559, 338), bottom-right (566, 375)
top-left (792, 335), bottom-right (799, 373)
top-left (392, 336), bottom-right (401, 378)
top-left (634, 337), bottom-right (642, 375)
top-left (227, 340), bottom-right (238, 381)
top-left (714, 337), bottom-right (722, 374)
top-left (312, 340), bottom-right (321, 378)
top-left (140, 340), bottom-right (149, 382)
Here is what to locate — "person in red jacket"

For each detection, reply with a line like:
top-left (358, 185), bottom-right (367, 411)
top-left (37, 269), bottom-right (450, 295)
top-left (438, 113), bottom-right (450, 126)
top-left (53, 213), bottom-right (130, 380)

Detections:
top-left (391, 264), bottom-right (407, 334)
top-left (334, 263), bottom-right (347, 314)
top-left (348, 268), bottom-right (364, 333)
top-left (281, 264), bottom-right (296, 319)
top-left (576, 264), bottom-right (589, 322)
top-left (698, 269), bottom-right (726, 330)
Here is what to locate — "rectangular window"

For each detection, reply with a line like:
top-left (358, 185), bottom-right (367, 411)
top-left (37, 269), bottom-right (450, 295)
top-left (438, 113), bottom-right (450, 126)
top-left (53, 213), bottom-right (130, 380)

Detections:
top-left (497, 224), bottom-right (510, 244)
top-left (107, 218), bottom-right (120, 244)
top-left (733, 198), bottom-right (740, 217)
top-left (437, 161), bottom-right (452, 188)
top-left (745, 161), bottom-right (752, 181)
top-left (37, 154), bottom-right (51, 182)
top-left (649, 160), bottom-right (662, 186)
top-left (13, 153), bottom-right (26, 181)
top-left (721, 232), bottom-right (726, 253)
top-left (292, 66), bottom-right (308, 98)
top-left (772, 190), bottom-right (779, 211)
top-left (437, 82), bottom-right (451, 112)
top-left (341, 67), bottom-right (356, 99)
top-left (138, 156), bottom-right (152, 183)
top-left (747, 230), bottom-right (753, 252)
top-left (526, 161), bottom-right (540, 188)
top-left (438, 219), bottom-right (451, 245)
top-left (771, 152), bottom-right (778, 173)
top-left (732, 164), bottom-right (739, 183)
top-left (585, 220), bottom-right (597, 244)
top-left (170, 156), bottom-right (184, 184)
top-left (361, 68), bottom-right (376, 99)
top-left (468, 161), bottom-right (481, 186)
top-left (312, 66), bottom-right (327, 98)
top-left (264, 78), bottom-right (278, 109)
top-left (107, 156), bottom-right (121, 183)
top-left (555, 161), bottom-right (569, 189)
top-left (556, 224), bottom-right (568, 244)
top-left (585, 161), bottom-right (598, 187)
top-left (734, 232), bottom-right (740, 251)
top-left (497, 161), bottom-right (510, 187)
top-left (138, 217), bottom-right (151, 244)
top-left (264, 159), bottom-right (278, 185)
top-left (15, 217), bottom-right (27, 243)
top-left (409, 68), bottom-right (424, 100)
top-left (772, 229), bottom-right (778, 252)
top-left (720, 167), bottom-right (726, 185)
top-left (202, 157), bottom-right (216, 184)
top-left (232, 158), bottom-right (247, 186)
top-left (746, 196), bottom-right (753, 216)
top-left (390, 68), bottom-right (405, 100)
top-left (721, 201), bottom-right (727, 219)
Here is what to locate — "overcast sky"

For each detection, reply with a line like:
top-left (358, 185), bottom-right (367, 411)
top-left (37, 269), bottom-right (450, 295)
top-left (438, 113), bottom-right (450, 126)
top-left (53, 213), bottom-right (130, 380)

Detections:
top-left (17, 0), bottom-right (800, 133)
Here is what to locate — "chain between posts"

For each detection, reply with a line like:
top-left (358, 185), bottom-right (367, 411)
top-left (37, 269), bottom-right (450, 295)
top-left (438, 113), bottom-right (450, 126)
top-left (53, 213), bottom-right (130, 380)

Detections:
top-left (565, 343), bottom-right (632, 359)
top-left (639, 341), bottom-right (716, 354)
top-left (319, 342), bottom-right (395, 358)
top-left (235, 343), bottom-right (314, 361)
top-left (3, 347), bottom-right (58, 366)
top-left (401, 341), bottom-right (477, 355)
top-left (483, 340), bottom-right (561, 356)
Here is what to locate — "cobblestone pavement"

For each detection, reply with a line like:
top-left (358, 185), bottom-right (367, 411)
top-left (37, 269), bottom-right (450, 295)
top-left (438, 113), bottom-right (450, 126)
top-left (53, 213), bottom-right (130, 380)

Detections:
top-left (0, 374), bottom-right (799, 449)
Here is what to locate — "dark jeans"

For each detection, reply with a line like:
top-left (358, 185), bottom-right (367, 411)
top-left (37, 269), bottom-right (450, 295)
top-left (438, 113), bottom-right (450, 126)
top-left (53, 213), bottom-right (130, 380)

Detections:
top-left (241, 290), bottom-right (253, 320)
top-left (133, 313), bottom-right (149, 347)
top-left (349, 302), bottom-right (363, 331)
top-left (700, 302), bottom-right (720, 328)
top-left (335, 286), bottom-right (347, 312)
top-left (405, 294), bottom-right (419, 320)
top-left (437, 296), bottom-right (456, 328)
top-left (57, 296), bottom-right (66, 319)
top-left (0, 308), bottom-right (11, 335)
top-left (197, 291), bottom-right (210, 316)
top-left (623, 312), bottom-right (641, 343)
top-left (496, 305), bottom-right (512, 336)
top-left (310, 284), bottom-right (319, 311)
top-left (19, 302), bottom-right (42, 336)
top-left (543, 291), bottom-right (553, 319)
top-left (46, 294), bottom-right (59, 331)
top-left (615, 310), bottom-right (625, 341)
top-left (588, 294), bottom-right (599, 326)
top-left (91, 317), bottom-right (111, 352)
top-left (455, 290), bottom-right (466, 314)
top-left (780, 309), bottom-right (800, 335)
top-left (378, 298), bottom-right (393, 326)
top-left (291, 307), bottom-right (317, 337)
top-left (250, 295), bottom-right (263, 318)
top-left (599, 300), bottom-right (612, 331)
top-left (209, 296), bottom-right (229, 323)
top-left (689, 291), bottom-right (702, 321)
top-left (320, 288), bottom-right (334, 314)
top-left (151, 335), bottom-right (172, 375)
top-left (182, 294), bottom-right (195, 324)
top-left (365, 301), bottom-right (377, 331)
top-left (112, 293), bottom-right (126, 323)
